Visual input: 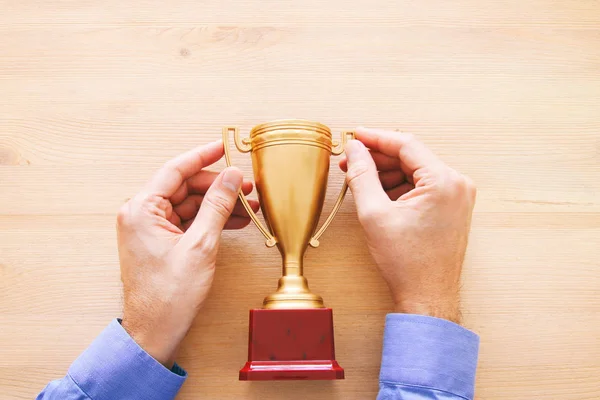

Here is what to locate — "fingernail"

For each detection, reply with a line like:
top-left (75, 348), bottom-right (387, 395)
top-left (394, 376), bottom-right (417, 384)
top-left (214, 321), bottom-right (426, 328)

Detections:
top-left (345, 139), bottom-right (365, 160)
top-left (222, 168), bottom-right (243, 192)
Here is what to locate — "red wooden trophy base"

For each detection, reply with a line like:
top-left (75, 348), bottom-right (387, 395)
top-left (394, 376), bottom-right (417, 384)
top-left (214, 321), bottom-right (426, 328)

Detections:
top-left (239, 308), bottom-right (344, 380)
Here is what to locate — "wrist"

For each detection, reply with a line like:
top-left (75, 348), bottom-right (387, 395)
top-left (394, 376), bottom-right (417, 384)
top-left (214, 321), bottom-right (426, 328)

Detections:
top-left (121, 314), bottom-right (187, 368)
top-left (393, 297), bottom-right (462, 325)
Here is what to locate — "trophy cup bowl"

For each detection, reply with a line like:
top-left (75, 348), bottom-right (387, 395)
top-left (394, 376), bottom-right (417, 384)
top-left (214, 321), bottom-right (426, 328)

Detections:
top-left (223, 119), bottom-right (353, 380)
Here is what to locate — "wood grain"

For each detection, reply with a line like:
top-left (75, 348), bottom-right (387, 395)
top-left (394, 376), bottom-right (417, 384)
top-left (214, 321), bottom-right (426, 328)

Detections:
top-left (1, 1), bottom-right (599, 399)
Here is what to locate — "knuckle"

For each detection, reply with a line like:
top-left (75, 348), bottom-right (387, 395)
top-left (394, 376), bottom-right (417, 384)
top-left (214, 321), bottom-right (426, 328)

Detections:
top-left (135, 204), bottom-right (151, 219)
top-left (140, 192), bottom-right (160, 204)
top-left (116, 202), bottom-right (131, 226)
top-left (346, 160), bottom-right (371, 184)
top-left (117, 193), bottom-right (160, 226)
top-left (156, 197), bottom-right (172, 216)
top-left (190, 232), bottom-right (219, 254)
top-left (163, 159), bottom-right (180, 174)
top-left (447, 170), bottom-right (464, 186)
top-left (359, 203), bottom-right (387, 224)
top-left (401, 132), bottom-right (416, 144)
top-left (204, 192), bottom-right (234, 219)
top-left (438, 170), bottom-right (476, 200)
top-left (463, 175), bottom-right (477, 199)
top-left (137, 193), bottom-right (162, 211)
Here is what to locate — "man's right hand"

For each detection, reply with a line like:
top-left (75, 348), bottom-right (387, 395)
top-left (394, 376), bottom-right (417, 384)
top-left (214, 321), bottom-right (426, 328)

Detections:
top-left (117, 141), bottom-right (258, 368)
top-left (340, 127), bottom-right (476, 324)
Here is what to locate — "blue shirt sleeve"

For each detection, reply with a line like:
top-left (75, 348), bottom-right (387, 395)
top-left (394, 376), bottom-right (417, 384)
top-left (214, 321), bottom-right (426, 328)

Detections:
top-left (37, 315), bottom-right (476, 399)
top-left (377, 314), bottom-right (480, 400)
top-left (36, 319), bottom-right (187, 400)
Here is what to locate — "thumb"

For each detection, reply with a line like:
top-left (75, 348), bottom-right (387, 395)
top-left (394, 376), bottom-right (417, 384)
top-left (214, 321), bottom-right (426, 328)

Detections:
top-left (345, 140), bottom-right (389, 218)
top-left (187, 167), bottom-right (243, 240)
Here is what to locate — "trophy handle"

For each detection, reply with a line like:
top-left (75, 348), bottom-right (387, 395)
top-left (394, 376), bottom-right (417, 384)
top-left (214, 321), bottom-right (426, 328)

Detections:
top-left (309, 131), bottom-right (355, 248)
top-left (222, 127), bottom-right (277, 248)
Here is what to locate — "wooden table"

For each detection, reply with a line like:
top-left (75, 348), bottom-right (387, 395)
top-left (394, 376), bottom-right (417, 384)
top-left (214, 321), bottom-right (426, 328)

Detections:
top-left (1, 1), bottom-right (599, 399)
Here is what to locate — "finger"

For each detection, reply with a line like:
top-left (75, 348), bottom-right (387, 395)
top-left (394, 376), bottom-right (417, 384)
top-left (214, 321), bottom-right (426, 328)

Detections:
top-left (242, 180), bottom-right (254, 196)
top-left (185, 167), bottom-right (244, 242)
top-left (170, 171), bottom-right (253, 205)
top-left (186, 170), bottom-right (254, 196)
top-left (379, 170), bottom-right (406, 190)
top-left (144, 140), bottom-right (224, 198)
top-left (181, 217), bottom-right (194, 232)
top-left (386, 183), bottom-right (415, 201)
top-left (174, 194), bottom-right (259, 221)
top-left (344, 140), bottom-right (389, 218)
top-left (371, 151), bottom-right (403, 171)
top-left (355, 127), bottom-right (445, 179)
top-left (339, 157), bottom-right (347, 172)
top-left (168, 210), bottom-right (182, 228)
top-left (340, 151), bottom-right (401, 173)
top-left (169, 181), bottom-right (189, 206)
top-left (181, 215), bottom-right (251, 232)
top-left (224, 216), bottom-right (252, 230)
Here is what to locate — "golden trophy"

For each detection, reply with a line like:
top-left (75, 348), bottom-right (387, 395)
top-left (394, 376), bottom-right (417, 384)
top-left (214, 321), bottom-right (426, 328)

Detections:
top-left (223, 119), bottom-right (353, 380)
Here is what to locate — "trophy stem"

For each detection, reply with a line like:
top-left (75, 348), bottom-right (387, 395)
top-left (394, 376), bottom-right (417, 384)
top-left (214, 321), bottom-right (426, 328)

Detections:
top-left (282, 255), bottom-right (302, 276)
top-left (262, 254), bottom-right (324, 309)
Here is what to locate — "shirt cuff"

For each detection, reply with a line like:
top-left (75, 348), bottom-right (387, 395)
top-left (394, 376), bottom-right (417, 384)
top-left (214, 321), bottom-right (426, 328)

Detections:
top-left (380, 314), bottom-right (480, 400)
top-left (67, 319), bottom-right (187, 400)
